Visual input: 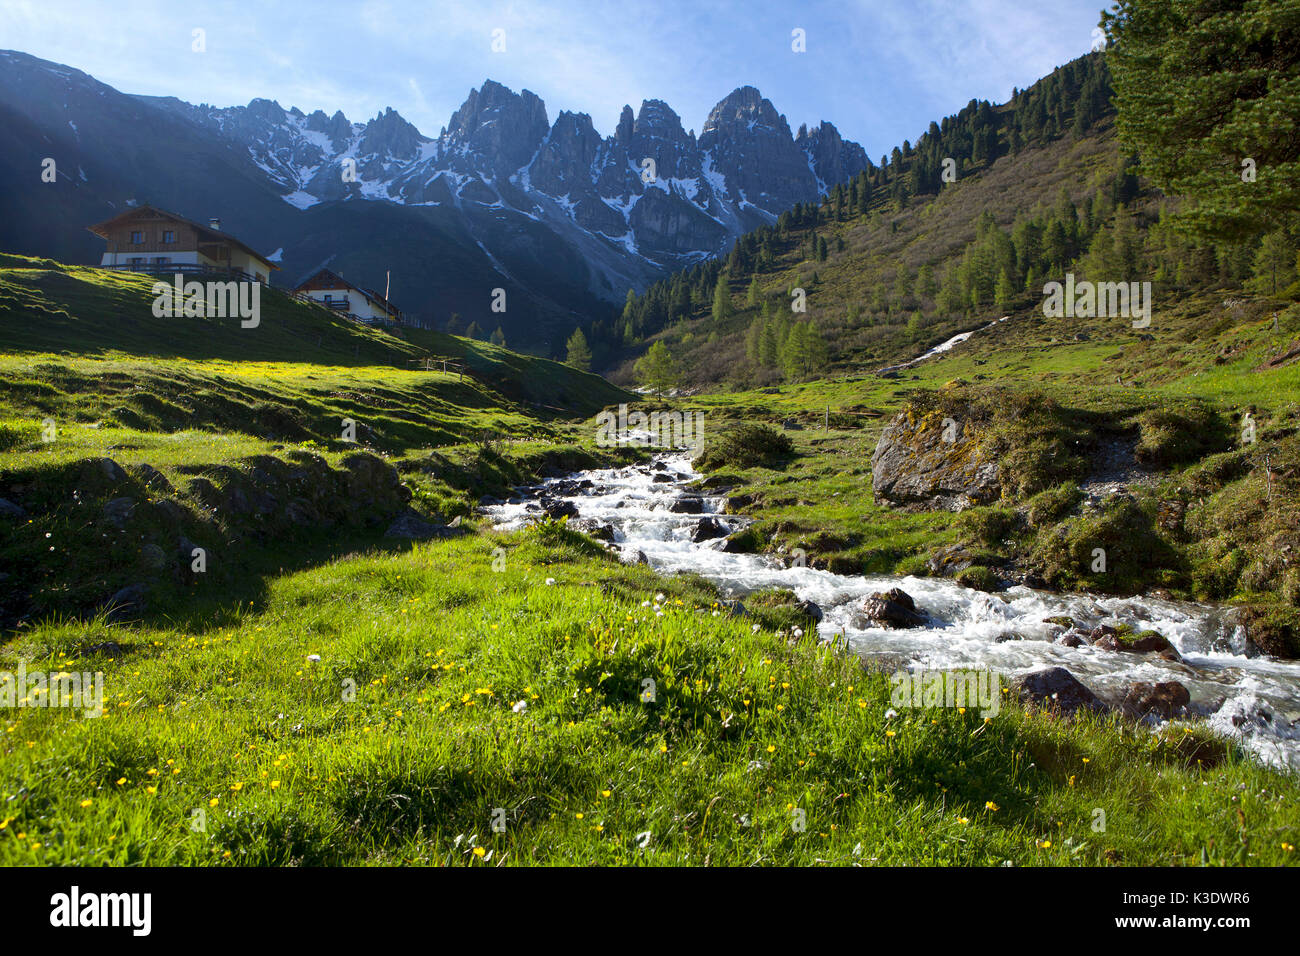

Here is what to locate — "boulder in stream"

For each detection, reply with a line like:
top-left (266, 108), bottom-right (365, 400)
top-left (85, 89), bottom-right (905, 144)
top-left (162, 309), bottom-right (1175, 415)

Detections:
top-left (541, 499), bottom-right (580, 520)
top-left (1121, 681), bottom-right (1191, 720)
top-left (669, 497), bottom-right (704, 514)
top-left (571, 518), bottom-right (616, 542)
top-left (854, 588), bottom-right (926, 629)
top-left (1011, 667), bottom-right (1109, 717)
top-left (691, 516), bottom-right (728, 542)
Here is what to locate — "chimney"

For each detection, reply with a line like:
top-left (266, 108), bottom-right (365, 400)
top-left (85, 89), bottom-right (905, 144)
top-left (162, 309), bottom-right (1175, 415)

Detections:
top-left (209, 218), bottom-right (221, 231)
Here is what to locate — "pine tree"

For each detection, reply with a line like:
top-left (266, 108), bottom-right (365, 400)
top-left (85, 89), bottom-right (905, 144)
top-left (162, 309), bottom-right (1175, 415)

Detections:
top-left (464, 321), bottom-right (482, 340)
top-left (1104, 0), bottom-right (1300, 239)
top-left (712, 273), bottom-right (733, 323)
top-left (565, 327), bottom-right (593, 370)
top-left (746, 275), bottom-right (762, 307)
top-left (490, 326), bottom-right (506, 347)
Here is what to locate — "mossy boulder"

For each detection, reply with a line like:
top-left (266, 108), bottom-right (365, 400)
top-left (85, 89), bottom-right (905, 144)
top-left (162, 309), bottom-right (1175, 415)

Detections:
top-left (871, 407), bottom-right (1000, 511)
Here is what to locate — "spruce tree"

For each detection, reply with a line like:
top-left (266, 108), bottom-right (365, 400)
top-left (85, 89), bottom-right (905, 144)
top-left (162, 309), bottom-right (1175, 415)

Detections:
top-left (565, 327), bottom-right (593, 370)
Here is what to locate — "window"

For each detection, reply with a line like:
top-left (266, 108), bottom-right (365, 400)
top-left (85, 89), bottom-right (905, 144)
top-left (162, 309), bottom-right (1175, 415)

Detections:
top-left (128, 257), bottom-right (144, 266)
top-left (130, 231), bottom-right (144, 244)
top-left (323, 294), bottom-right (333, 302)
top-left (154, 256), bottom-right (170, 265)
top-left (162, 230), bottom-right (175, 244)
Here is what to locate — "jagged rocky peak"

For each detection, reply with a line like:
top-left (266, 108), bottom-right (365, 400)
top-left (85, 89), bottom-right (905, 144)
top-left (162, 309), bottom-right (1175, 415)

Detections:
top-left (615, 104), bottom-right (635, 147)
top-left (245, 97), bottom-right (288, 124)
top-left (798, 119), bottom-right (870, 187)
top-left (701, 86), bottom-right (791, 139)
top-left (631, 99), bottom-right (697, 181)
top-left (359, 106), bottom-right (427, 160)
top-left (698, 86), bottom-right (817, 214)
top-left (528, 110), bottom-right (604, 195)
top-left (444, 79), bottom-right (550, 176)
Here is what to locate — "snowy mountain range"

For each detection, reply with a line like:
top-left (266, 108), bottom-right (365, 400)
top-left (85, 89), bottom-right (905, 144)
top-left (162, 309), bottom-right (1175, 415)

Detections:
top-left (0, 49), bottom-right (869, 350)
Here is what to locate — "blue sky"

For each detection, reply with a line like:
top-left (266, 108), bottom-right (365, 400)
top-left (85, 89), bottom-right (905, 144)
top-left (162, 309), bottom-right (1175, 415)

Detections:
top-left (1, 0), bottom-right (1109, 158)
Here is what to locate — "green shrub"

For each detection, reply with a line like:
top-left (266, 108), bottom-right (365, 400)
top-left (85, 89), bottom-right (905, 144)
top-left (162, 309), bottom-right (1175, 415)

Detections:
top-left (956, 506), bottom-right (1020, 547)
top-left (695, 422), bottom-right (794, 470)
top-left (1027, 482), bottom-right (1083, 528)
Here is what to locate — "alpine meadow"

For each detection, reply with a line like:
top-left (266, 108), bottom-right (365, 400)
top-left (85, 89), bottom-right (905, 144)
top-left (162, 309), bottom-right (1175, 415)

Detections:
top-left (0, 0), bottom-right (1298, 909)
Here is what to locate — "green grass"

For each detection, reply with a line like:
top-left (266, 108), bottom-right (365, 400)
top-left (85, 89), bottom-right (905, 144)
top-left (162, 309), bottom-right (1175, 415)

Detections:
top-left (2, 530), bottom-right (1295, 866)
top-left (1, 255), bottom-right (1297, 866)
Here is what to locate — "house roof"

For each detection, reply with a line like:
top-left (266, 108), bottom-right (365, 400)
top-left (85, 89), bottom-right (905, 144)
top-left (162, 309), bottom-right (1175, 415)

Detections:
top-left (293, 268), bottom-right (401, 316)
top-left (86, 204), bottom-right (280, 270)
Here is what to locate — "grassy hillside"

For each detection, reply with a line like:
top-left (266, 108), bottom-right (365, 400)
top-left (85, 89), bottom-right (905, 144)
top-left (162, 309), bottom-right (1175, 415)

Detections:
top-left (0, 257), bottom-right (635, 628)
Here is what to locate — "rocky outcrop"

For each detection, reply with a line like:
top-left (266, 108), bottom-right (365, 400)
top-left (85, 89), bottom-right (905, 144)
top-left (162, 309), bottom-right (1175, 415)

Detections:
top-left (871, 409), bottom-right (999, 511)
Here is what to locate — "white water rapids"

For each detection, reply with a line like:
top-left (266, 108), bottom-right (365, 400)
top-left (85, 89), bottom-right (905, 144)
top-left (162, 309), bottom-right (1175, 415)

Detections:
top-left (484, 453), bottom-right (1300, 771)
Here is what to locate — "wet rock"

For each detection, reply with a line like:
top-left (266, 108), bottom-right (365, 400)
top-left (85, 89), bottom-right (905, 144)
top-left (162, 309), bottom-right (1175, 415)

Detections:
top-left (634, 550), bottom-right (649, 565)
top-left (384, 512), bottom-right (446, 540)
top-left (1044, 615), bottom-right (1077, 629)
top-left (855, 588), bottom-right (926, 629)
top-left (1090, 626), bottom-right (1178, 657)
top-left (0, 498), bottom-right (27, 519)
top-left (1234, 606), bottom-right (1300, 659)
top-left (652, 473), bottom-right (675, 483)
top-left (572, 518), bottom-right (616, 541)
top-left (725, 493), bottom-right (754, 512)
top-left (103, 497), bottom-right (136, 529)
top-left (691, 516), bottom-right (728, 542)
top-left (1055, 631), bottom-right (1087, 648)
top-left (928, 544), bottom-right (975, 576)
top-left (795, 600), bottom-right (824, 623)
top-left (541, 499), bottom-right (579, 520)
top-left (1011, 667), bottom-right (1108, 717)
top-left (669, 497), bottom-right (704, 514)
top-left (1122, 681), bottom-right (1191, 720)
top-left (720, 531), bottom-right (754, 553)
